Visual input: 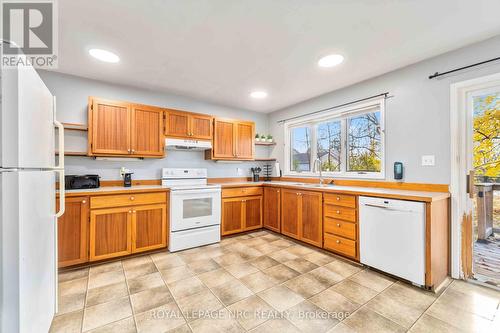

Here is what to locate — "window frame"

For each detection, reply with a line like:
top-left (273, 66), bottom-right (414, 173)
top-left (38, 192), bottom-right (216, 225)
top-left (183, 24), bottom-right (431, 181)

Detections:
top-left (283, 98), bottom-right (385, 179)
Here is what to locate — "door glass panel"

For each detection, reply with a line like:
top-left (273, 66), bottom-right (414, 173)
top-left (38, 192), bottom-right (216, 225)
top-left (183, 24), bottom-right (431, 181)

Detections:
top-left (183, 198), bottom-right (213, 218)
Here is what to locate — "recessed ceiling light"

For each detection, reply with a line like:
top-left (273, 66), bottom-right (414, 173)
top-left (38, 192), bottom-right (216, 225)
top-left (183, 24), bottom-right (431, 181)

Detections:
top-left (89, 48), bottom-right (120, 63)
top-left (250, 91), bottom-right (268, 99)
top-left (318, 54), bottom-right (344, 68)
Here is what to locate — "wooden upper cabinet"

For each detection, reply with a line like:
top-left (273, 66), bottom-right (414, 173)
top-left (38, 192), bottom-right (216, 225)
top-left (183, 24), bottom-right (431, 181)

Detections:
top-left (210, 118), bottom-right (255, 160)
top-left (56, 196), bottom-right (89, 268)
top-left (89, 98), bottom-right (131, 155)
top-left (300, 191), bottom-right (323, 247)
top-left (164, 109), bottom-right (213, 140)
top-left (131, 104), bottom-right (164, 156)
top-left (263, 187), bottom-right (281, 233)
top-left (88, 97), bottom-right (165, 158)
top-left (281, 189), bottom-right (300, 239)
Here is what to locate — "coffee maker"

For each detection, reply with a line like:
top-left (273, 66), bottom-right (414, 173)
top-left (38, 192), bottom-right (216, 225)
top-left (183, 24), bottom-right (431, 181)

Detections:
top-left (123, 172), bottom-right (133, 187)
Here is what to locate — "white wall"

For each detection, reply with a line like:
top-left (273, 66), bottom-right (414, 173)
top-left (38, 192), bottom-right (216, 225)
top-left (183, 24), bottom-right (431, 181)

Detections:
top-left (39, 71), bottom-right (271, 180)
top-left (267, 35), bottom-right (500, 184)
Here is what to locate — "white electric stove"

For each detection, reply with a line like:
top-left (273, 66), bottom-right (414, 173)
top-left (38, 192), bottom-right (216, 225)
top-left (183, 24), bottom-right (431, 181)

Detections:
top-left (162, 168), bottom-right (221, 252)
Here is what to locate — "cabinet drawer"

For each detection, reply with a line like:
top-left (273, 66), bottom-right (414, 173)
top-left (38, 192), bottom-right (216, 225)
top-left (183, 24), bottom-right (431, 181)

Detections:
top-left (324, 204), bottom-right (357, 222)
top-left (222, 187), bottom-right (262, 198)
top-left (324, 234), bottom-right (357, 258)
top-left (324, 218), bottom-right (357, 240)
top-left (324, 193), bottom-right (356, 208)
top-left (91, 192), bottom-right (166, 209)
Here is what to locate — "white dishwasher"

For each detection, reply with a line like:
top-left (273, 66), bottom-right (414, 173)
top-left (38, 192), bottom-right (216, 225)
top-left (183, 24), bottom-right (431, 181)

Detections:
top-left (359, 196), bottom-right (426, 286)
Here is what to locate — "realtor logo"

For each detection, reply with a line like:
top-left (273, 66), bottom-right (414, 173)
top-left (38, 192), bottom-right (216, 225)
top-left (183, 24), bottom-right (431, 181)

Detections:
top-left (1, 0), bottom-right (58, 68)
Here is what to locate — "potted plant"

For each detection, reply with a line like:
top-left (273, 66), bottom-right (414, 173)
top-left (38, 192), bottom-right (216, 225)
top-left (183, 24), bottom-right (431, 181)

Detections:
top-left (260, 134), bottom-right (266, 141)
top-left (255, 134), bottom-right (260, 142)
top-left (266, 134), bottom-right (273, 143)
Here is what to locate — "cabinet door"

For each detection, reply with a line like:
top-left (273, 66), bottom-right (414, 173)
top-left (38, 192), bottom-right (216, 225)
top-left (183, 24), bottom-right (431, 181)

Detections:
top-left (131, 105), bottom-right (164, 156)
top-left (235, 121), bottom-right (254, 159)
top-left (165, 110), bottom-right (190, 138)
top-left (213, 119), bottom-right (236, 159)
top-left (57, 196), bottom-right (89, 267)
top-left (221, 198), bottom-right (244, 235)
top-left (132, 204), bottom-right (167, 253)
top-left (244, 196), bottom-right (262, 231)
top-left (90, 98), bottom-right (131, 155)
top-left (300, 191), bottom-right (323, 247)
top-left (190, 114), bottom-right (213, 140)
top-left (90, 207), bottom-right (132, 261)
top-left (281, 189), bottom-right (300, 239)
top-left (263, 187), bottom-right (280, 232)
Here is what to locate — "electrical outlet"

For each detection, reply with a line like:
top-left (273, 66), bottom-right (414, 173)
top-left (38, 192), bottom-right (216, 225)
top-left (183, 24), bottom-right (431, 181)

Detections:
top-left (421, 155), bottom-right (435, 166)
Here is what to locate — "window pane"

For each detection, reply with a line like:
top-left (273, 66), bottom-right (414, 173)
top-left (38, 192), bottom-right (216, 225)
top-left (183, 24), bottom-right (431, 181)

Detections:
top-left (348, 111), bottom-right (382, 172)
top-left (291, 126), bottom-right (311, 172)
top-left (317, 120), bottom-right (341, 171)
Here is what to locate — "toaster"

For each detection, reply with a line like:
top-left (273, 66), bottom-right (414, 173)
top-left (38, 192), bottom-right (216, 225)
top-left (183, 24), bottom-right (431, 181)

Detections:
top-left (65, 175), bottom-right (100, 189)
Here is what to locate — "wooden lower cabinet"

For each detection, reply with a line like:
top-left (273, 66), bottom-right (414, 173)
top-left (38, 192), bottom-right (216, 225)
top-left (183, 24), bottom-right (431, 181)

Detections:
top-left (281, 189), bottom-right (300, 238)
top-left (132, 204), bottom-right (167, 253)
top-left (221, 195), bottom-right (262, 236)
top-left (263, 187), bottom-right (280, 232)
top-left (57, 196), bottom-right (89, 268)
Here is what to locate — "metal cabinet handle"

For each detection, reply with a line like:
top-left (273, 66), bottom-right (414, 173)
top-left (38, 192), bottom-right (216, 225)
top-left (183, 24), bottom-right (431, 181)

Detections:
top-left (82, 200), bottom-right (87, 204)
top-left (131, 149), bottom-right (135, 153)
top-left (336, 240), bottom-right (341, 244)
top-left (336, 223), bottom-right (341, 227)
top-left (130, 196), bottom-right (135, 201)
top-left (336, 210), bottom-right (340, 214)
top-left (277, 190), bottom-right (280, 193)
top-left (336, 197), bottom-right (340, 201)
top-left (132, 210), bottom-right (136, 213)
top-left (128, 210), bottom-right (132, 214)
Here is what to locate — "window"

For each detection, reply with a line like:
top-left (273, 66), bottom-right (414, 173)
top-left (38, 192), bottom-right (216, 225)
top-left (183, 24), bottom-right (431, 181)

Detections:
top-left (284, 99), bottom-right (385, 178)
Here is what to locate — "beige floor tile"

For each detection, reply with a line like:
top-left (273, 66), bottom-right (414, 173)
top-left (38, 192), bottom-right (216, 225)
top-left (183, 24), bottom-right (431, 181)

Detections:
top-left (366, 293), bottom-right (426, 328)
top-left (323, 260), bottom-right (362, 278)
top-left (249, 318), bottom-right (300, 332)
top-left (225, 262), bottom-right (259, 278)
top-left (263, 264), bottom-right (300, 284)
top-left (284, 274), bottom-right (328, 298)
top-left (240, 271), bottom-right (277, 293)
top-left (130, 285), bottom-right (174, 314)
top-left (122, 255), bottom-right (152, 270)
top-left (258, 285), bottom-right (304, 312)
top-left (449, 279), bottom-right (500, 300)
top-left (307, 267), bottom-right (344, 289)
top-left (178, 251), bottom-right (210, 264)
top-left (87, 316), bottom-right (137, 333)
top-left (254, 243), bottom-right (281, 255)
top-left (59, 277), bottom-right (88, 297)
top-left (213, 253), bottom-right (247, 267)
top-left (176, 288), bottom-right (224, 321)
top-left (86, 281), bottom-right (128, 307)
top-left (309, 289), bottom-right (360, 318)
top-left (303, 251), bottom-right (336, 266)
top-left (197, 268), bottom-right (236, 288)
top-left (189, 308), bottom-right (244, 333)
top-left (343, 307), bottom-right (406, 333)
top-left (261, 233), bottom-right (281, 242)
top-left (286, 300), bottom-right (340, 333)
top-left (438, 285), bottom-right (499, 320)
top-left (348, 269), bottom-right (395, 292)
top-left (283, 258), bottom-right (319, 274)
top-left (50, 310), bottom-right (83, 333)
top-left (128, 271), bottom-right (165, 294)
top-left (287, 244), bottom-right (315, 256)
top-left (228, 295), bottom-right (276, 330)
top-left (149, 250), bottom-right (172, 262)
top-left (167, 324), bottom-right (192, 333)
top-left (58, 291), bottom-right (86, 315)
top-left (268, 249), bottom-right (299, 263)
top-left (409, 314), bottom-right (467, 333)
top-left (211, 278), bottom-right (253, 306)
top-left (187, 258), bottom-right (220, 275)
top-left (326, 322), bottom-right (356, 333)
top-left (381, 282), bottom-right (437, 312)
top-left (160, 266), bottom-right (194, 284)
top-left (154, 254), bottom-right (186, 270)
top-left (249, 255), bottom-right (280, 270)
top-left (59, 267), bottom-right (89, 283)
top-left (135, 301), bottom-right (186, 333)
top-left (88, 269), bottom-right (125, 290)
top-left (331, 280), bottom-right (379, 304)
top-left (168, 276), bottom-right (206, 299)
top-left (83, 296), bottom-right (133, 332)
top-left (124, 262), bottom-right (157, 280)
top-left (237, 247), bottom-right (264, 261)
top-left (269, 239), bottom-right (295, 249)
top-left (89, 261), bottom-right (122, 275)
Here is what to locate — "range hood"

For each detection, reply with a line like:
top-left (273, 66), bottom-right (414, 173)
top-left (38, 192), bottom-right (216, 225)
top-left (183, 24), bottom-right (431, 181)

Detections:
top-left (165, 138), bottom-right (212, 151)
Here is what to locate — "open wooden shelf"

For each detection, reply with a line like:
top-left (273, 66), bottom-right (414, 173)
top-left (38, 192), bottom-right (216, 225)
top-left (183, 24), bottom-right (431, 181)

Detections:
top-left (255, 141), bottom-right (276, 146)
top-left (254, 158), bottom-right (276, 162)
top-left (60, 123), bottom-right (88, 131)
top-left (55, 151), bottom-right (88, 156)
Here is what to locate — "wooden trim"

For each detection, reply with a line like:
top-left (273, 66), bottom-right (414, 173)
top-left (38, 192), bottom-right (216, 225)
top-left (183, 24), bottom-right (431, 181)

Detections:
top-left (55, 151), bottom-right (88, 156)
top-left (461, 212), bottom-right (473, 279)
top-left (425, 198), bottom-right (450, 288)
top-left (255, 141), bottom-right (276, 146)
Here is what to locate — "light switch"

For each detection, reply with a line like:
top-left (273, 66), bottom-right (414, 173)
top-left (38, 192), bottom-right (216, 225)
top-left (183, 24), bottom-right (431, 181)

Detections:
top-left (421, 155), bottom-right (435, 166)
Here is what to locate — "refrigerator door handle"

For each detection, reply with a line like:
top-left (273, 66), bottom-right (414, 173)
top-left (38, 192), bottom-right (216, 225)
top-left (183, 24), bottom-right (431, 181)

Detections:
top-left (53, 96), bottom-right (66, 217)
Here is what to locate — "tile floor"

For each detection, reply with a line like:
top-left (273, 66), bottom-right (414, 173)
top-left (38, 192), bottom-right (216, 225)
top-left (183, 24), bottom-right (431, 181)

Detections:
top-left (51, 230), bottom-right (500, 333)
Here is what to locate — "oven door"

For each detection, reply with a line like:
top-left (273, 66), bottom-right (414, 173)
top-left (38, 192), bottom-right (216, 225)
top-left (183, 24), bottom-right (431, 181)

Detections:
top-left (170, 188), bottom-right (221, 231)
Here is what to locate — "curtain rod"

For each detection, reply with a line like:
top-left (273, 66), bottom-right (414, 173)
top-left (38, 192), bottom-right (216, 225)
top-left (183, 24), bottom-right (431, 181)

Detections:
top-left (428, 56), bottom-right (500, 79)
top-left (276, 92), bottom-right (390, 124)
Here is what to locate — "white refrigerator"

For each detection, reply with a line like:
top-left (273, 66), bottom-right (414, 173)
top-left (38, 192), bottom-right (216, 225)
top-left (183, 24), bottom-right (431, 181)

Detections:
top-left (0, 47), bottom-right (65, 332)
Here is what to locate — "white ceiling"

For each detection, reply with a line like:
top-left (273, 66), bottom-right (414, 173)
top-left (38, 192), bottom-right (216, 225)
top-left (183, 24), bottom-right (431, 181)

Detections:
top-left (55, 0), bottom-right (500, 112)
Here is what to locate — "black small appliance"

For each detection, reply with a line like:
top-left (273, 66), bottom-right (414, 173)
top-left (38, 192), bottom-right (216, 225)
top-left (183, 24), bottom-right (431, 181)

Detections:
top-left (394, 162), bottom-right (404, 180)
top-left (65, 175), bottom-right (100, 189)
top-left (124, 173), bottom-right (133, 187)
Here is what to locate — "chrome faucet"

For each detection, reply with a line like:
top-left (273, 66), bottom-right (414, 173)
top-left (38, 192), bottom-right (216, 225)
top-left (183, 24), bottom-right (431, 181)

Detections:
top-left (313, 158), bottom-right (323, 186)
